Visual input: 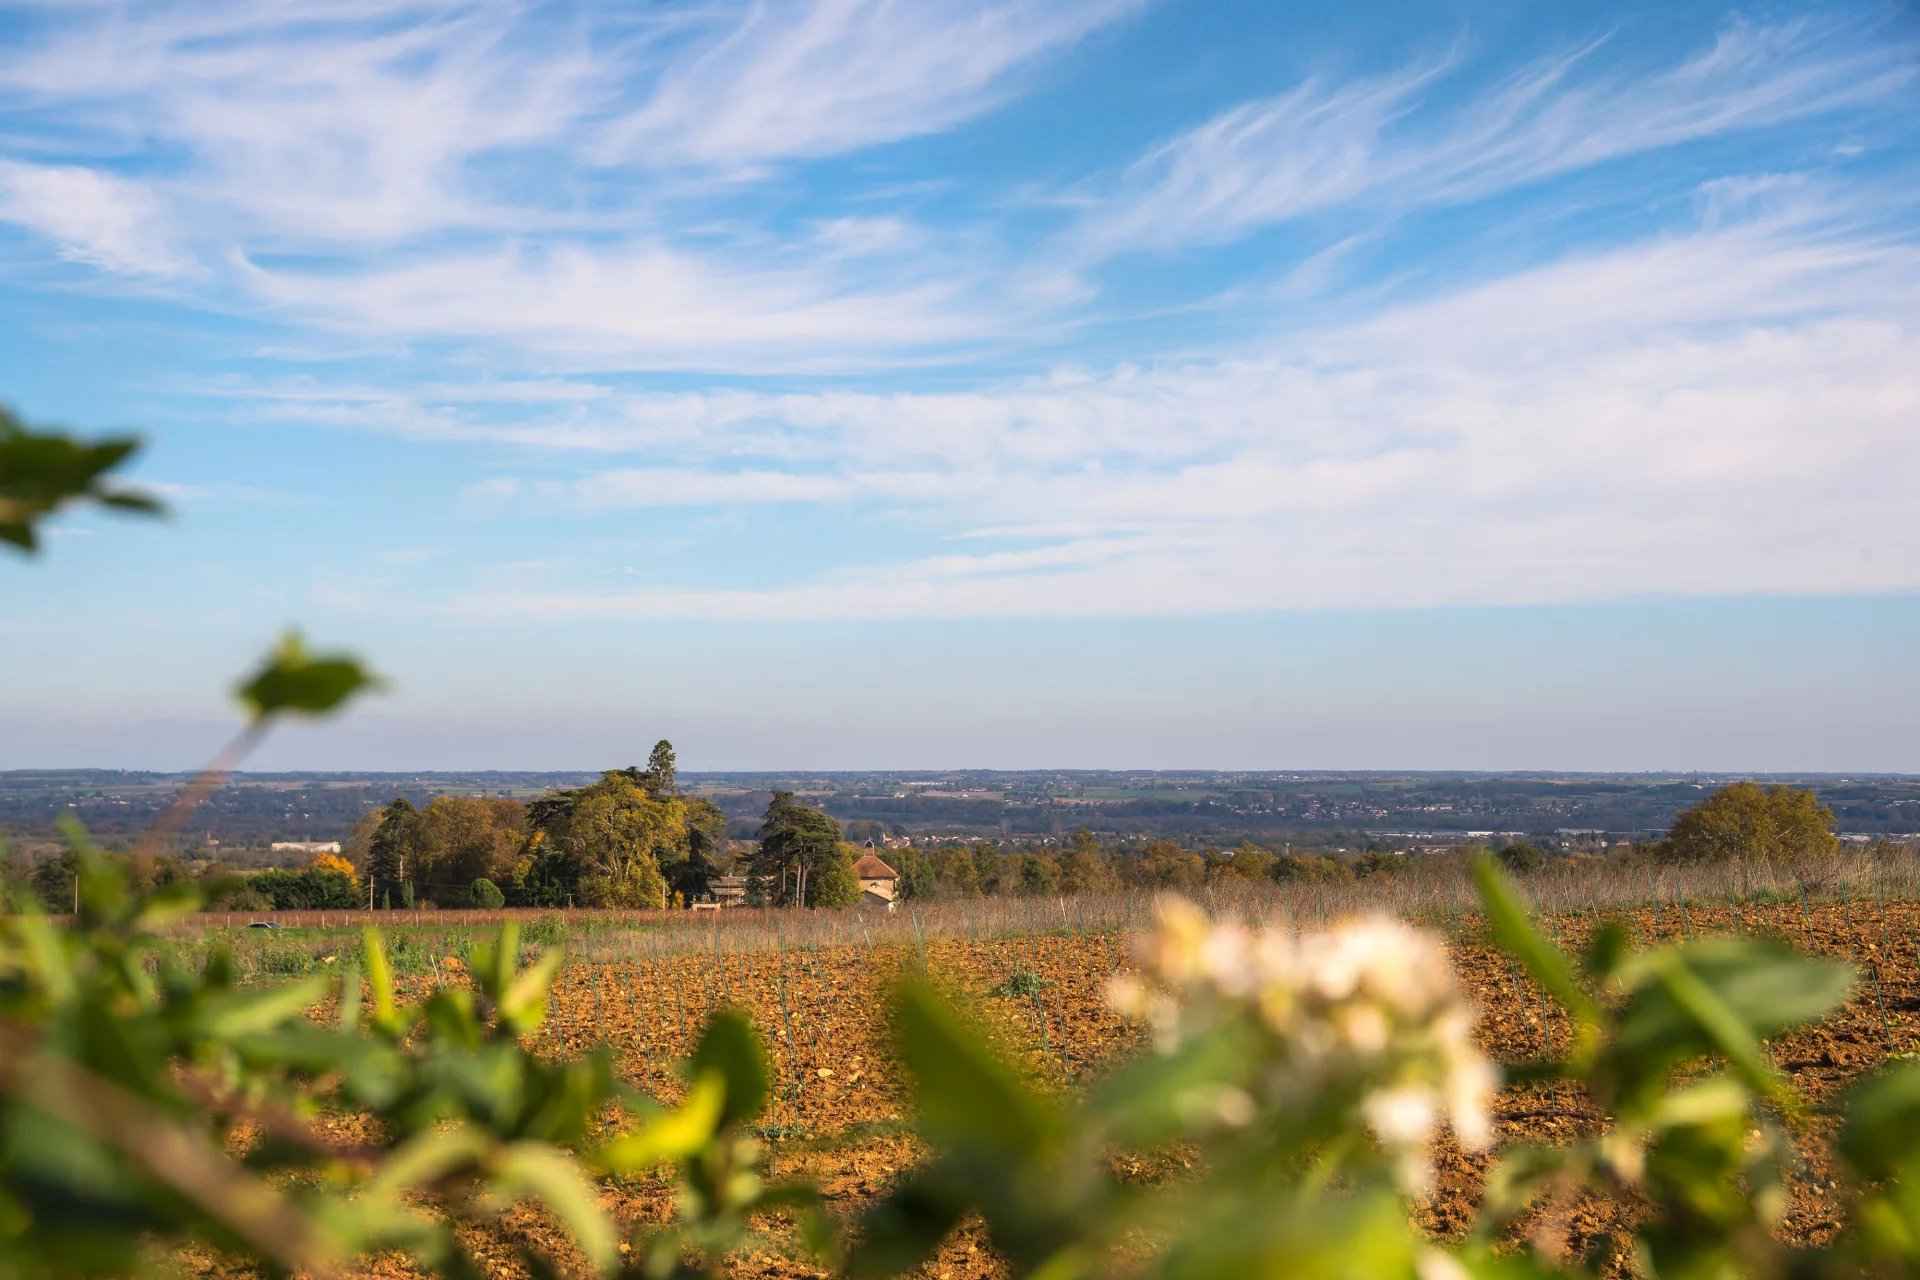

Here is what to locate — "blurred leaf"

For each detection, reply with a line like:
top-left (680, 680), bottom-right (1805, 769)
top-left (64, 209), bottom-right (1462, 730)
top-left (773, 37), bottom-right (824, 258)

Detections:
top-left (498, 945), bottom-right (565, 1036)
top-left (362, 927), bottom-right (401, 1034)
top-left (1474, 854), bottom-right (1600, 1054)
top-left (365, 1126), bottom-right (493, 1200)
top-left (225, 1026), bottom-right (409, 1108)
top-left (1840, 1062), bottom-right (1920, 1181)
top-left (0, 407), bottom-right (165, 555)
top-left (197, 976), bottom-right (330, 1038)
top-left (1653, 956), bottom-right (1794, 1107)
top-left (235, 631), bottom-right (382, 720)
top-left (1611, 939), bottom-right (1851, 1109)
top-left (1479, 1144), bottom-right (1577, 1223)
top-left (488, 1143), bottom-right (616, 1274)
top-left (845, 1166), bottom-right (970, 1280)
top-left (337, 963), bottom-right (363, 1031)
top-left (892, 980), bottom-right (1053, 1158)
top-left (131, 879), bottom-right (203, 932)
top-left (597, 1073), bottom-right (726, 1173)
top-left (1447, 1243), bottom-right (1567, 1279)
top-left (1158, 1187), bottom-right (1416, 1280)
top-left (1084, 1020), bottom-right (1258, 1148)
top-left (1582, 919), bottom-right (1632, 984)
top-left (690, 1009), bottom-right (769, 1130)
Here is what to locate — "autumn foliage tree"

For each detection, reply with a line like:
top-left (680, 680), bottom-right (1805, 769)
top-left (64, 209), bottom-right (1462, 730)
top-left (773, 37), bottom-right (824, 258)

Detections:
top-left (1657, 782), bottom-right (1838, 867)
top-left (550, 772), bottom-right (682, 909)
top-left (307, 851), bottom-right (358, 884)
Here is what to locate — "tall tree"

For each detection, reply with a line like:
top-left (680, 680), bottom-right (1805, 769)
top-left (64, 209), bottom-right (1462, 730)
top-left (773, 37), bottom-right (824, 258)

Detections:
top-left (638, 739), bottom-right (678, 800)
top-left (555, 772), bottom-right (684, 908)
top-left (413, 796), bottom-right (526, 898)
top-left (809, 843), bottom-right (860, 908)
top-left (29, 849), bottom-right (77, 912)
top-left (751, 792), bottom-right (844, 907)
top-left (1018, 852), bottom-right (1061, 896)
top-left (932, 846), bottom-right (979, 898)
top-left (670, 797), bottom-right (730, 906)
top-left (892, 846), bottom-right (935, 900)
top-left (366, 798), bottom-right (421, 909)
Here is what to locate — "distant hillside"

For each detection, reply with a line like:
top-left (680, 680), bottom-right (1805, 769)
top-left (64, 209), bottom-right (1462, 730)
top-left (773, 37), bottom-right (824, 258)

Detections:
top-left (4, 768), bottom-right (1916, 849)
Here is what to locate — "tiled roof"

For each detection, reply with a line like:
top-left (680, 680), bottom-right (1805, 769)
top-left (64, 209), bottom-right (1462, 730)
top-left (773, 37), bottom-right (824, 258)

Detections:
top-left (852, 853), bottom-right (898, 879)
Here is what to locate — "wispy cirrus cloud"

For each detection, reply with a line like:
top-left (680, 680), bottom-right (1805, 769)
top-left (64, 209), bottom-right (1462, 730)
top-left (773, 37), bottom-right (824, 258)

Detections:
top-left (594, 0), bottom-right (1148, 167)
top-left (214, 187), bottom-right (1920, 619)
top-left (1071, 14), bottom-right (1917, 259)
top-left (5, 2), bottom-right (1919, 628)
top-left (0, 160), bottom-right (193, 276)
top-left (233, 237), bottom-right (1004, 369)
top-left (0, 0), bottom-right (1145, 366)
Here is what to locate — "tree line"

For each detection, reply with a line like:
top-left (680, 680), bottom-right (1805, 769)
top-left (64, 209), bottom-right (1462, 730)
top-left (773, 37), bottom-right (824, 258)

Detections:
top-left (2, 775), bottom-right (1864, 913)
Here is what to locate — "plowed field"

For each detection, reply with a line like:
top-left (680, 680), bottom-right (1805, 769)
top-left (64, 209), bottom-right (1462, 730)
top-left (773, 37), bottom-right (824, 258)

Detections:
top-left (187, 900), bottom-right (1920, 1278)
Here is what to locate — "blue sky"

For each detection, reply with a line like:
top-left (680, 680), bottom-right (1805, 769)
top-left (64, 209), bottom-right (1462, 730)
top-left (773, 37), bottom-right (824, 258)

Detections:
top-left (2, 0), bottom-right (1917, 772)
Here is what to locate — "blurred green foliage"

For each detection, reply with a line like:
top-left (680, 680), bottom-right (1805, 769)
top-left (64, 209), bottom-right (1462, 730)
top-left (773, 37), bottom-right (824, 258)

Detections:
top-left (0, 405), bottom-right (163, 553)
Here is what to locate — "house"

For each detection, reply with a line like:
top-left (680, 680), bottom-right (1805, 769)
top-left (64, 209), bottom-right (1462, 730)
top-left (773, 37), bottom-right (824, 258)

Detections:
top-left (271, 840), bottom-right (341, 854)
top-left (853, 852), bottom-right (900, 903)
top-left (691, 875), bottom-right (749, 910)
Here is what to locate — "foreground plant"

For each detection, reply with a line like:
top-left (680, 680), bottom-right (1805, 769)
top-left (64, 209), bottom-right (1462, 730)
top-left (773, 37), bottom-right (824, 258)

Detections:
top-left (0, 845), bottom-right (824, 1278)
top-left (848, 860), bottom-right (1920, 1280)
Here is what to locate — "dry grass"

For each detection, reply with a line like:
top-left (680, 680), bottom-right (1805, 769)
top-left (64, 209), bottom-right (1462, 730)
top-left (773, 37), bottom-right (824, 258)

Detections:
top-left (561, 843), bottom-right (1920, 960)
top-left (168, 844), bottom-right (1920, 969)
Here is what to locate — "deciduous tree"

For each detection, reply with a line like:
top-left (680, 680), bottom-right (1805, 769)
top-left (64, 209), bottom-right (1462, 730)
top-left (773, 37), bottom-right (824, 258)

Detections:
top-left (808, 843), bottom-right (861, 908)
top-left (1658, 782), bottom-right (1838, 866)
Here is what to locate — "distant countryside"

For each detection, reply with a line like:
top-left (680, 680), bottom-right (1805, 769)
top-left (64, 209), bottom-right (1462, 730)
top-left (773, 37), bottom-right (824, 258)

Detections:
top-left (5, 0), bottom-right (1919, 1276)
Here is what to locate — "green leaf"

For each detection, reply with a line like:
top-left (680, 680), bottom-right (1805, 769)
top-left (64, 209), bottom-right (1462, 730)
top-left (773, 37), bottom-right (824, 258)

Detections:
top-left (1473, 854), bottom-right (1600, 1053)
top-left (131, 879), bottom-right (203, 932)
top-left (1159, 1186), bottom-right (1417, 1280)
top-left (498, 945), bottom-right (566, 1036)
top-left (1657, 956), bottom-right (1790, 1104)
top-left (597, 1073), bottom-right (727, 1173)
top-left (690, 1009), bottom-right (769, 1129)
top-left (11, 910), bottom-right (75, 1001)
top-left (365, 1126), bottom-right (494, 1200)
top-left (197, 975), bottom-right (331, 1037)
top-left (362, 927), bottom-right (402, 1034)
top-left (1610, 938), bottom-right (1852, 1109)
top-left (96, 491), bottom-right (163, 514)
top-left (845, 1165), bottom-right (969, 1280)
top-left (488, 1143), bottom-right (617, 1274)
top-left (1582, 919), bottom-right (1631, 983)
top-left (1839, 1062), bottom-right (1920, 1181)
top-left (225, 1025), bottom-right (409, 1107)
top-left (235, 630), bottom-right (382, 720)
top-left (891, 980), bottom-right (1053, 1158)
top-left (0, 409), bottom-right (166, 556)
top-left (1084, 1020), bottom-right (1258, 1148)
top-left (336, 963), bottom-right (363, 1031)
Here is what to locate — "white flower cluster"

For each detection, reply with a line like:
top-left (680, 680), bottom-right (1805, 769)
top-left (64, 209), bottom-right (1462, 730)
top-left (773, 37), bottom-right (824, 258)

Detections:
top-left (1108, 897), bottom-right (1498, 1195)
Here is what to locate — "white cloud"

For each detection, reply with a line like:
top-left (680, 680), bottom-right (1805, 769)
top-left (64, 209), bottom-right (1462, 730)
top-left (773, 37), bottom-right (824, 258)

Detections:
top-left (390, 200), bottom-right (1920, 619)
top-left (593, 0), bottom-right (1147, 166)
top-left (0, 160), bottom-right (192, 275)
top-left (233, 238), bottom-right (1001, 367)
top-left (1072, 15), bottom-right (1918, 258)
top-left (6, 3), bottom-right (1918, 626)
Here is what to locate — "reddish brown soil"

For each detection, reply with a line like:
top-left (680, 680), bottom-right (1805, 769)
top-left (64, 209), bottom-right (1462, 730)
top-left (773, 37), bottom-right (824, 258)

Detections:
top-left (184, 900), bottom-right (1920, 1278)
